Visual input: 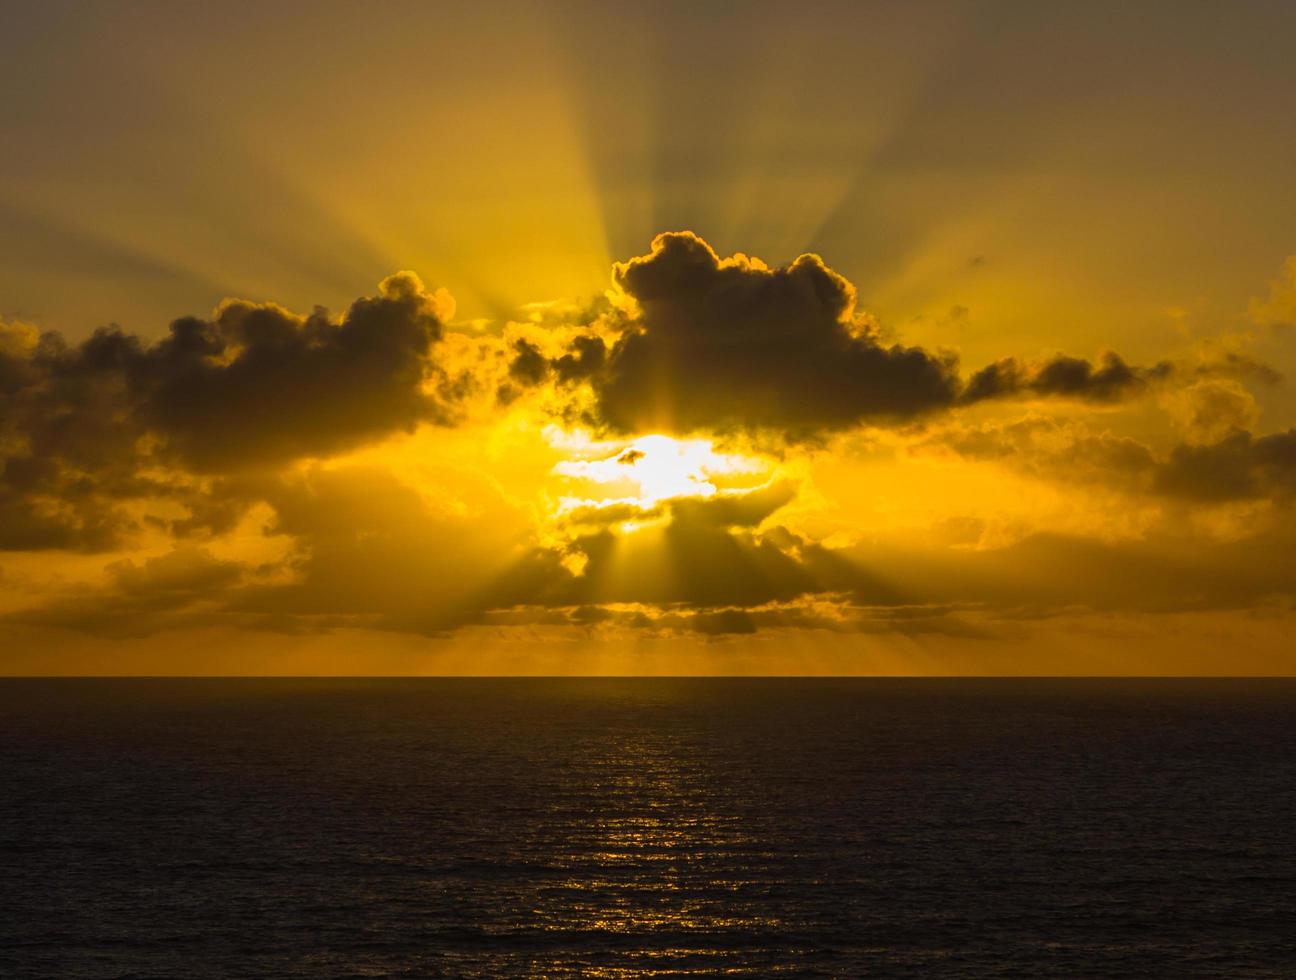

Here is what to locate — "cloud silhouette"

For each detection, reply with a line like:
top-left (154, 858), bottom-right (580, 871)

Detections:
top-left (510, 232), bottom-right (1182, 436)
top-left (595, 232), bottom-right (961, 433)
top-left (141, 271), bottom-right (454, 470)
top-left (962, 351), bottom-right (1172, 404)
top-left (1, 274), bottom-right (457, 549)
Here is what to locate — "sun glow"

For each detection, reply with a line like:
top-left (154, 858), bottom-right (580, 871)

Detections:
top-left (550, 432), bottom-right (767, 516)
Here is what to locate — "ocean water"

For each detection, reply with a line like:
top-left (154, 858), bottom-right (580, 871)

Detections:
top-left (1, 678), bottom-right (1294, 978)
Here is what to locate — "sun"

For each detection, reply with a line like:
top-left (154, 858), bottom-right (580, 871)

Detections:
top-left (549, 431), bottom-right (767, 518)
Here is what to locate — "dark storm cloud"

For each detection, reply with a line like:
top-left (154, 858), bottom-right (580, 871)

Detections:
top-left (0, 273), bottom-right (455, 550)
top-left (508, 232), bottom-right (1178, 436)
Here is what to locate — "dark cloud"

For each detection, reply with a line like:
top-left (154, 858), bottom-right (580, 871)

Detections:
top-left (509, 233), bottom-right (1179, 436)
top-left (140, 271), bottom-right (451, 470)
top-left (552, 333), bottom-right (607, 383)
top-left (962, 352), bottom-right (1172, 405)
top-left (1, 319), bottom-right (155, 550)
top-left (0, 273), bottom-right (455, 550)
top-left (1155, 429), bottom-right (1296, 502)
top-left (0, 486), bottom-right (130, 552)
top-left (551, 500), bottom-right (818, 610)
top-left (596, 232), bottom-right (960, 434)
top-left (3, 237), bottom-right (1232, 556)
top-left (495, 232), bottom-right (964, 435)
top-left (507, 338), bottom-right (549, 386)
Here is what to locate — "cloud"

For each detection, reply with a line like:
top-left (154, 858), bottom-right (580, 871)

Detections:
top-left (0, 486), bottom-right (130, 552)
top-left (140, 271), bottom-right (455, 470)
top-left (1155, 429), bottom-right (1296, 502)
top-left (0, 274), bottom-right (458, 550)
top-left (835, 529), bottom-right (1296, 616)
top-left (11, 447), bottom-right (1296, 641)
top-left (559, 520), bottom-right (815, 609)
top-left (506, 337), bottom-right (550, 386)
top-left (509, 232), bottom-right (1178, 436)
top-left (924, 415), bottom-right (1296, 505)
top-left (1, 318), bottom-right (155, 550)
top-left (668, 479), bottom-right (798, 528)
top-left (5, 239), bottom-right (1295, 653)
top-left (9, 546), bottom-right (246, 637)
top-left (4, 239), bottom-right (1240, 558)
top-left (1161, 379), bottom-right (1260, 444)
top-left (1191, 349), bottom-right (1283, 386)
top-left (458, 509), bottom-right (1296, 636)
top-left (552, 333), bottom-right (608, 383)
top-left (559, 479), bottom-right (796, 532)
top-left (108, 546), bottom-right (244, 597)
top-left (593, 231), bottom-right (962, 434)
top-left (962, 351), bottom-right (1172, 405)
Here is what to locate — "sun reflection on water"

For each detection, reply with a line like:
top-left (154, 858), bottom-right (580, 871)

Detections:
top-left (515, 722), bottom-right (792, 978)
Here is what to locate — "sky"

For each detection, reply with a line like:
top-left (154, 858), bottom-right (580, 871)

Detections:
top-left (2, 0), bottom-right (1295, 675)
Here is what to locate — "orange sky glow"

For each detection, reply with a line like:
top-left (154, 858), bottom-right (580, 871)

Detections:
top-left (2, 1), bottom-right (1295, 674)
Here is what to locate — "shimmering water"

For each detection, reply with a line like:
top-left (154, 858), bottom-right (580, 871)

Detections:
top-left (2, 678), bottom-right (1294, 977)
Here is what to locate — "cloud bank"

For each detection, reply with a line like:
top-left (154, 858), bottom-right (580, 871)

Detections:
top-left (3, 236), bottom-right (1294, 657)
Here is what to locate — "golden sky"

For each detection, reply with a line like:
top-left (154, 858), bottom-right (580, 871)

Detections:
top-left (2, 1), bottom-right (1296, 674)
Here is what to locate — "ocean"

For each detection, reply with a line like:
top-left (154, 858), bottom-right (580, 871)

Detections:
top-left (2, 678), bottom-right (1293, 977)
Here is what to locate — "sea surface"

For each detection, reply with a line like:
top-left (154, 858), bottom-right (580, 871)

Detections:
top-left (1, 678), bottom-right (1294, 978)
